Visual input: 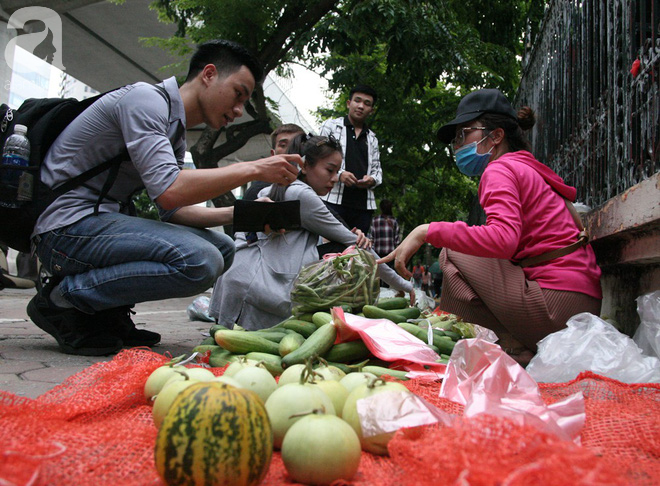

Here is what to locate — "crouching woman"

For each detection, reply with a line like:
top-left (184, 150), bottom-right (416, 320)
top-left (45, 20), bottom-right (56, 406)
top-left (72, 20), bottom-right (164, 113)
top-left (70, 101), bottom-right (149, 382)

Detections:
top-left (381, 89), bottom-right (602, 364)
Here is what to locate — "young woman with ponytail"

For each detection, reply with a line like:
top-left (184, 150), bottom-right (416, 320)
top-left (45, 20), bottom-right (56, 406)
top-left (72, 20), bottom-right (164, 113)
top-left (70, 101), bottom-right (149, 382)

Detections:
top-left (209, 133), bottom-right (412, 330)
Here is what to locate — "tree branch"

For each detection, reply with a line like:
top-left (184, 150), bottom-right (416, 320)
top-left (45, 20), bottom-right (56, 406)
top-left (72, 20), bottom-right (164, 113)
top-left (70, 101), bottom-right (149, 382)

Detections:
top-left (259, 0), bottom-right (340, 73)
top-left (210, 118), bottom-right (273, 162)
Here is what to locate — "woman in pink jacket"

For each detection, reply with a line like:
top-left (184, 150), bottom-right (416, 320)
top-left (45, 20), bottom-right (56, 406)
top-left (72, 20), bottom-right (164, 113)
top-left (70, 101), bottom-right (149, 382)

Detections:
top-left (381, 89), bottom-right (602, 365)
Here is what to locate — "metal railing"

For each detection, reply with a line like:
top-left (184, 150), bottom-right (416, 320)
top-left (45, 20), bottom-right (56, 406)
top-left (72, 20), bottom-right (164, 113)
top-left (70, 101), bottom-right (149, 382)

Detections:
top-left (516, 0), bottom-right (658, 208)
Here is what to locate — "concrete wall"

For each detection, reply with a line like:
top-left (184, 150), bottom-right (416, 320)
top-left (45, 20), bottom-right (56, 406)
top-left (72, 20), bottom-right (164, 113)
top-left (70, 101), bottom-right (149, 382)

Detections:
top-left (0, 20), bottom-right (13, 105)
top-left (585, 172), bottom-right (660, 335)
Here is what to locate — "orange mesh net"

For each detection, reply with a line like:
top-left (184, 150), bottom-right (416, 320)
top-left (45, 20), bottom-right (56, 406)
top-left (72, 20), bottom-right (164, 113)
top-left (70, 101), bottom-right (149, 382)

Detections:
top-left (0, 348), bottom-right (658, 486)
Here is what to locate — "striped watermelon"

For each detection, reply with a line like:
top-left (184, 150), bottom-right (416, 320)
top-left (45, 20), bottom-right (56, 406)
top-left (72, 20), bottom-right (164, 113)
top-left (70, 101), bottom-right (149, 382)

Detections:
top-left (155, 382), bottom-right (273, 486)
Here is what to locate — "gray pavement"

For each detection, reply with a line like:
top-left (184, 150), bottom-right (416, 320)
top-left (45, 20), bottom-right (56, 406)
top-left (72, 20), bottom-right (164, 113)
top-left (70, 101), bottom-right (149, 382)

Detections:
top-left (0, 287), bottom-right (213, 399)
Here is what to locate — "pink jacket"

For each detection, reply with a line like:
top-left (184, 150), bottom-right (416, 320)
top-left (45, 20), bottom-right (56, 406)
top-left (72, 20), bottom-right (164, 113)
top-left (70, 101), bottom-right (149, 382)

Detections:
top-left (426, 151), bottom-right (602, 299)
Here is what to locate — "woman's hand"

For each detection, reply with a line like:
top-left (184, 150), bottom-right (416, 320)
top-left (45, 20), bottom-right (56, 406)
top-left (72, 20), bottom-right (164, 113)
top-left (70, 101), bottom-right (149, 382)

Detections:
top-left (377, 224), bottom-right (430, 278)
top-left (352, 228), bottom-right (372, 249)
top-left (263, 224), bottom-right (288, 237)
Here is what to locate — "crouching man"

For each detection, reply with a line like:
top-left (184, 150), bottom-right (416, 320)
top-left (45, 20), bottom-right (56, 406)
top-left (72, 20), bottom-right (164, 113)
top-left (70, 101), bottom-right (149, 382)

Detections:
top-left (28, 39), bottom-right (302, 355)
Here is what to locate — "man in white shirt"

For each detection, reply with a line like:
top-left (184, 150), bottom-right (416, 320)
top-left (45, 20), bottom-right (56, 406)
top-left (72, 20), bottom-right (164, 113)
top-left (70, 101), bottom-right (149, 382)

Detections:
top-left (319, 85), bottom-right (382, 233)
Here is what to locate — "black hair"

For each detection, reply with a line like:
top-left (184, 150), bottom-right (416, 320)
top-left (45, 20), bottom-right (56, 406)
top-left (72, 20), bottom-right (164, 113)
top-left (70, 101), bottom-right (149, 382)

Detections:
top-left (349, 84), bottom-right (378, 105)
top-left (268, 134), bottom-right (343, 201)
top-left (479, 107), bottom-right (536, 153)
top-left (289, 134), bottom-right (342, 166)
top-left (184, 39), bottom-right (263, 84)
top-left (379, 199), bottom-right (393, 216)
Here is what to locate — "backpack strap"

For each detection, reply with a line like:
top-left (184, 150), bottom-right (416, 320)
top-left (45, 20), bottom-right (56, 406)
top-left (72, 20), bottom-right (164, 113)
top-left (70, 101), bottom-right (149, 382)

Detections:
top-left (91, 84), bottom-right (172, 215)
top-left (51, 84), bottom-right (172, 215)
top-left (52, 150), bottom-right (128, 199)
top-left (517, 199), bottom-right (589, 268)
top-left (45, 84), bottom-right (173, 215)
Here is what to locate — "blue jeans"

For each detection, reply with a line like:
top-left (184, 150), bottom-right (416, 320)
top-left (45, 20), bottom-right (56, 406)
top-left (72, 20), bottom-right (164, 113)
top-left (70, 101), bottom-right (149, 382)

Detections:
top-left (35, 213), bottom-right (234, 313)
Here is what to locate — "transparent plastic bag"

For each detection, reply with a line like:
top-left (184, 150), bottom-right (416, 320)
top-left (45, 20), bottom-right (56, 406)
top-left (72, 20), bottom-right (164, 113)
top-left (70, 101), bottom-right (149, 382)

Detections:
top-left (186, 295), bottom-right (214, 322)
top-left (633, 290), bottom-right (660, 358)
top-left (526, 312), bottom-right (660, 384)
top-left (290, 246), bottom-right (379, 315)
top-left (415, 291), bottom-right (436, 313)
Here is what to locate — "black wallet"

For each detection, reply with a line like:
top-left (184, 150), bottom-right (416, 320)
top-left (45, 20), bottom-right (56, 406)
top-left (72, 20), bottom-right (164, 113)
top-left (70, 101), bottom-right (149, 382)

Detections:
top-left (233, 200), bottom-right (301, 232)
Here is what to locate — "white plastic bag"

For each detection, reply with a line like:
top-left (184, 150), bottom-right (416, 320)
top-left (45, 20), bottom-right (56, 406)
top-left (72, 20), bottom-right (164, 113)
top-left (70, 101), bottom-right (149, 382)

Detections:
top-left (526, 312), bottom-right (660, 384)
top-left (414, 288), bottom-right (436, 313)
top-left (633, 290), bottom-right (660, 358)
top-left (186, 295), bottom-right (215, 322)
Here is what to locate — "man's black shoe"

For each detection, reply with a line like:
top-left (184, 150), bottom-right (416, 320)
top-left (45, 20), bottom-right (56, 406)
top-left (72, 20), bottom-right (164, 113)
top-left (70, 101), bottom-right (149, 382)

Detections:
top-left (98, 306), bottom-right (161, 347)
top-left (27, 281), bottom-right (123, 356)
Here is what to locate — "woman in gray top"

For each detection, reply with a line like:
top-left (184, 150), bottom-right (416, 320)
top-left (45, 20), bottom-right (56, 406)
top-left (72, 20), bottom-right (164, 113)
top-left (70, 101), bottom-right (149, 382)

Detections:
top-left (208, 134), bottom-right (413, 330)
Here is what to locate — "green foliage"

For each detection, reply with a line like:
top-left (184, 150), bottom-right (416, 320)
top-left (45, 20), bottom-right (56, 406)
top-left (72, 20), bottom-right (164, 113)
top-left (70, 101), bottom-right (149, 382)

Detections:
top-left (361, 82), bottom-right (478, 231)
top-left (144, 0), bottom-right (545, 231)
top-left (447, 0), bottom-right (542, 96)
top-left (307, 0), bottom-right (543, 230)
top-left (132, 190), bottom-right (159, 221)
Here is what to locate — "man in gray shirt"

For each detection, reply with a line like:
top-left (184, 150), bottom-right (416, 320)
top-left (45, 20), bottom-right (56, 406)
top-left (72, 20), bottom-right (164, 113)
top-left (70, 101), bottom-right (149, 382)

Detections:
top-left (27, 39), bottom-right (302, 356)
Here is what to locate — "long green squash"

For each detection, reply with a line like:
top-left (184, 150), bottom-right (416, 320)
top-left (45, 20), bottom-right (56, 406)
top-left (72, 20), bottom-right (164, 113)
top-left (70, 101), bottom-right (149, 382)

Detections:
top-left (323, 340), bottom-right (372, 363)
top-left (281, 323), bottom-right (337, 368)
top-left (362, 305), bottom-right (409, 323)
top-left (155, 382), bottom-right (273, 486)
top-left (215, 330), bottom-right (280, 355)
top-left (375, 297), bottom-right (409, 310)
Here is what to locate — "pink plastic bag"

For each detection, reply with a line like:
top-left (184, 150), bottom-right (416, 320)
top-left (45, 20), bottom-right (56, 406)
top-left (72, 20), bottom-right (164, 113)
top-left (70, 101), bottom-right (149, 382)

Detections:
top-left (440, 338), bottom-right (586, 441)
top-left (331, 307), bottom-right (445, 380)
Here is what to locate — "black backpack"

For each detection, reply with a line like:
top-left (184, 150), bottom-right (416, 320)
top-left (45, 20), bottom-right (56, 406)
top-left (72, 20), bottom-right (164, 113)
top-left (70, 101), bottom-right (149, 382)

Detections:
top-left (0, 86), bottom-right (169, 253)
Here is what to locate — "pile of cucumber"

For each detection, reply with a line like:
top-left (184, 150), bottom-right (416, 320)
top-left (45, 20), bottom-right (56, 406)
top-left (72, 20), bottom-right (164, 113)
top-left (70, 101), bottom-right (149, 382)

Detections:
top-left (193, 297), bottom-right (470, 378)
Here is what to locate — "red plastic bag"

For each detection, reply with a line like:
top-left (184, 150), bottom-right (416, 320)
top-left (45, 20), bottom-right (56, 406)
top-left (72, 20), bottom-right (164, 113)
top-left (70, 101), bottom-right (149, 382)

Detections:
top-left (331, 307), bottom-right (445, 380)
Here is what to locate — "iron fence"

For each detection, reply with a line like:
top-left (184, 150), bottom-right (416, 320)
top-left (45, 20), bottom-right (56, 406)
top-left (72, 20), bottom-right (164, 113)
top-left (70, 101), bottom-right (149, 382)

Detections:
top-left (516, 0), bottom-right (658, 208)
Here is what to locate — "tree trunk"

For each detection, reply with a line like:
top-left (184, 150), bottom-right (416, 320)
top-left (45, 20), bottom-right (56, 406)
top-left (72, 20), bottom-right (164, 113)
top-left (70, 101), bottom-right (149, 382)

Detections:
top-left (190, 128), bottom-right (222, 169)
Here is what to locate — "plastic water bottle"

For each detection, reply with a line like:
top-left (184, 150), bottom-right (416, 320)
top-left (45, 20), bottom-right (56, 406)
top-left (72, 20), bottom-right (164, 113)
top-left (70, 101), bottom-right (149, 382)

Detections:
top-left (0, 124), bottom-right (32, 206)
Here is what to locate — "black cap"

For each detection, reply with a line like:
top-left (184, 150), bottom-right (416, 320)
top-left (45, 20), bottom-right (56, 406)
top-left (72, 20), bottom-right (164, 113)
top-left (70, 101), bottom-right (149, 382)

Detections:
top-left (437, 89), bottom-right (518, 144)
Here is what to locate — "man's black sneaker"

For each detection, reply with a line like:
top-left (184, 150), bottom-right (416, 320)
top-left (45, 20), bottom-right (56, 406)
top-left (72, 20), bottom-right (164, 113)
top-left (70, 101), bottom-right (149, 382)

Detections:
top-left (98, 306), bottom-right (161, 347)
top-left (26, 280), bottom-right (123, 356)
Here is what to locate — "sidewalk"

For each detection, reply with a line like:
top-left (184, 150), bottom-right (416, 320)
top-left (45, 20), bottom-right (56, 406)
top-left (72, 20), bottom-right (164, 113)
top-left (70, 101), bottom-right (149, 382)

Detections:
top-left (0, 287), bottom-right (212, 399)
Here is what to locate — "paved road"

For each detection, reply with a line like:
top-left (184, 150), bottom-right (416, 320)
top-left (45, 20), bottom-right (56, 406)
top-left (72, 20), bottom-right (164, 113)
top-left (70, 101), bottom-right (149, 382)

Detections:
top-left (0, 287), bottom-right (213, 399)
